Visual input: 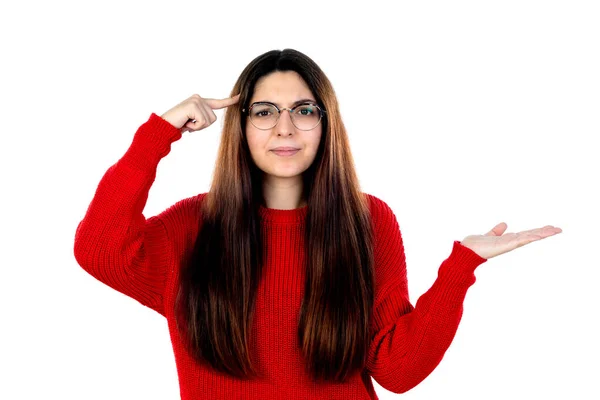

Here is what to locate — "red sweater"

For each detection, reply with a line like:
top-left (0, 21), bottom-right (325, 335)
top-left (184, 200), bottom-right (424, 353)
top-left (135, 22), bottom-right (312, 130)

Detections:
top-left (73, 113), bottom-right (488, 400)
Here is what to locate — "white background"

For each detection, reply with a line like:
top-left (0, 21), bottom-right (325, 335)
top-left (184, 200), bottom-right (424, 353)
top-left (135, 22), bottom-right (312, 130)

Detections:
top-left (1, 1), bottom-right (598, 399)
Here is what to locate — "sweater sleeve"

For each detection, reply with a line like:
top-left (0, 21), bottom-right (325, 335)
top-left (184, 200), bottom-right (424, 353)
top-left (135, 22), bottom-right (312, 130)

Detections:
top-left (365, 196), bottom-right (488, 394)
top-left (73, 113), bottom-right (184, 316)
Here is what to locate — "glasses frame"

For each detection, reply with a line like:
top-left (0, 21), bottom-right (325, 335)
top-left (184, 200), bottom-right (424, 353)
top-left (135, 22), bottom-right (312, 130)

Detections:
top-left (242, 101), bottom-right (326, 131)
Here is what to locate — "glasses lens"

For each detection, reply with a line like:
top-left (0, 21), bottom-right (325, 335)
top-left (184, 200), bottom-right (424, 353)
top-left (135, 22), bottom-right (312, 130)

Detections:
top-left (249, 104), bottom-right (278, 129)
top-left (291, 104), bottom-right (321, 130)
top-left (249, 103), bottom-right (322, 130)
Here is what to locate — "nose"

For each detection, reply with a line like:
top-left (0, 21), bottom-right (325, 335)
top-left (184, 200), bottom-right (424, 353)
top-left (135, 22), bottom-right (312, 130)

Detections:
top-left (276, 108), bottom-right (295, 135)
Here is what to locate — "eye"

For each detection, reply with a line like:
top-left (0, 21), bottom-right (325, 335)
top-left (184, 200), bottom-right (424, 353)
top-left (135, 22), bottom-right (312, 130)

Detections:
top-left (252, 104), bottom-right (275, 117)
top-left (254, 110), bottom-right (271, 117)
top-left (296, 105), bottom-right (315, 115)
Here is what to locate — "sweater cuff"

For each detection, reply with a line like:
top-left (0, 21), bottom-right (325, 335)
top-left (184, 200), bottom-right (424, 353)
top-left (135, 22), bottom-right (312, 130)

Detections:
top-left (437, 240), bottom-right (488, 289)
top-left (121, 113), bottom-right (183, 171)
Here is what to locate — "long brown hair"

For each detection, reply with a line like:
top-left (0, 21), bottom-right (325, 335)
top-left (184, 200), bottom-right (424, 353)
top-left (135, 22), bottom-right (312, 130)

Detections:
top-left (175, 48), bottom-right (375, 384)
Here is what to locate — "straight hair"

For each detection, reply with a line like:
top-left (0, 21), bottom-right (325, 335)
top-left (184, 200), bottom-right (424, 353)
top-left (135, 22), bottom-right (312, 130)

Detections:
top-left (174, 48), bottom-right (375, 383)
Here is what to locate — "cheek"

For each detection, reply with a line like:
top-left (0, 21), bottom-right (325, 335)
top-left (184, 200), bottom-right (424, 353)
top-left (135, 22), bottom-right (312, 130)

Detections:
top-left (309, 130), bottom-right (323, 151)
top-left (245, 131), bottom-right (263, 153)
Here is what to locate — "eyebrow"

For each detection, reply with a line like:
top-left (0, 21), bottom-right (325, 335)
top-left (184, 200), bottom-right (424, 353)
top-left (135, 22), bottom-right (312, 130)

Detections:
top-left (251, 98), bottom-right (317, 107)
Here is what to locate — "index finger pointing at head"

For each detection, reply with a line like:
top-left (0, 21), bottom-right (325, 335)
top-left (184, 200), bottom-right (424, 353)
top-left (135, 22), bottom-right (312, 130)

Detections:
top-left (204, 94), bottom-right (241, 110)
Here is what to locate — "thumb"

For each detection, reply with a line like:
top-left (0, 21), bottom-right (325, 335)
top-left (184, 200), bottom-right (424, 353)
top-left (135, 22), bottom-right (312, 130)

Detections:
top-left (485, 222), bottom-right (508, 236)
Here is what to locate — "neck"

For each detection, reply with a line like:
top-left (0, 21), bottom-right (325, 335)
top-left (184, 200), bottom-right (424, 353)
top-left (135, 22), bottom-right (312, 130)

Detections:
top-left (262, 175), bottom-right (305, 209)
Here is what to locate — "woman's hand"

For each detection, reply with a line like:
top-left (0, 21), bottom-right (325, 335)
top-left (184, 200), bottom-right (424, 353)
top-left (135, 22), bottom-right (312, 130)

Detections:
top-left (161, 93), bottom-right (240, 133)
top-left (460, 222), bottom-right (562, 259)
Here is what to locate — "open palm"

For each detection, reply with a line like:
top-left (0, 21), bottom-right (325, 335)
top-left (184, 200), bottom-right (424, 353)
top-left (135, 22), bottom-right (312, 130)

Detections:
top-left (461, 222), bottom-right (562, 260)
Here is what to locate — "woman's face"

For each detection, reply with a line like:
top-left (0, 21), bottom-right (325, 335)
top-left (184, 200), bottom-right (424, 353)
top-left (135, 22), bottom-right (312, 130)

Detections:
top-left (245, 70), bottom-right (322, 182)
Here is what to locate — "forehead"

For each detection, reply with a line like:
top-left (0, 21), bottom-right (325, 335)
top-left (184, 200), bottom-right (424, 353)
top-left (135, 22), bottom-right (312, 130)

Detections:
top-left (251, 71), bottom-right (314, 104)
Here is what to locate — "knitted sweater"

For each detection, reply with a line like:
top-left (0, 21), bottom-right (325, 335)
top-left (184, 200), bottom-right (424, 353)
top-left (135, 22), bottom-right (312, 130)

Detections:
top-left (73, 113), bottom-right (488, 400)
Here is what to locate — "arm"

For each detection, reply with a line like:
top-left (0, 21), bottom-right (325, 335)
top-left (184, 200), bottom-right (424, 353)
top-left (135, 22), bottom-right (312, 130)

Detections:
top-left (73, 113), bottom-right (183, 316)
top-left (366, 196), bottom-right (487, 393)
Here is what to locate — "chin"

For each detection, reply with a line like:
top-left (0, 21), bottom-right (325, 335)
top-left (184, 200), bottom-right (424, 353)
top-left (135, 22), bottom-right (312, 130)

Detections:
top-left (263, 165), bottom-right (306, 178)
top-left (269, 171), bottom-right (303, 179)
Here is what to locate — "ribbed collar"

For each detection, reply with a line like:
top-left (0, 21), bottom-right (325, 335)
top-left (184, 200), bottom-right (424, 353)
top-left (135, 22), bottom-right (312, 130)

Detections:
top-left (258, 203), bottom-right (308, 223)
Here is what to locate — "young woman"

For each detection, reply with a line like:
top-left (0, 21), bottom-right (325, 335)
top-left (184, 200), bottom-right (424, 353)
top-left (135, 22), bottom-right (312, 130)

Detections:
top-left (73, 48), bottom-right (561, 400)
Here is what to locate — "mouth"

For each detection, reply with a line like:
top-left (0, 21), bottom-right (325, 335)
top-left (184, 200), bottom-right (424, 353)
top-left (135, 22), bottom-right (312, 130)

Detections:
top-left (272, 146), bottom-right (300, 151)
top-left (272, 149), bottom-right (300, 156)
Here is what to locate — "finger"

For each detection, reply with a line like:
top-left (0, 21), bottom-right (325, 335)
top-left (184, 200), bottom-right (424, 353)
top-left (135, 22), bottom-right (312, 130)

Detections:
top-left (190, 106), bottom-right (211, 130)
top-left (182, 120), bottom-right (197, 133)
top-left (516, 225), bottom-right (562, 238)
top-left (200, 105), bottom-right (211, 125)
top-left (485, 222), bottom-right (507, 236)
top-left (535, 226), bottom-right (563, 238)
top-left (204, 94), bottom-right (241, 110)
top-left (201, 103), bottom-right (218, 125)
top-left (518, 233), bottom-right (545, 248)
top-left (509, 228), bottom-right (560, 249)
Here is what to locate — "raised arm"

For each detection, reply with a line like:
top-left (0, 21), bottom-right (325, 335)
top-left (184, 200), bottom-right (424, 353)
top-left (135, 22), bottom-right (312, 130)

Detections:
top-left (73, 113), bottom-right (183, 316)
top-left (365, 196), bottom-right (488, 393)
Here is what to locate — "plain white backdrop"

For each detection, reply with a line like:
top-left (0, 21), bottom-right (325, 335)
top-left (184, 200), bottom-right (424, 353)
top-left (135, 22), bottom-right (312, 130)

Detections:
top-left (1, 0), bottom-right (598, 399)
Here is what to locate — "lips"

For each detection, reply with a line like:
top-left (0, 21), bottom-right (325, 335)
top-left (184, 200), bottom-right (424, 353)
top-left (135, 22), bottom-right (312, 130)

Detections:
top-left (272, 149), bottom-right (299, 156)
top-left (272, 146), bottom-right (300, 151)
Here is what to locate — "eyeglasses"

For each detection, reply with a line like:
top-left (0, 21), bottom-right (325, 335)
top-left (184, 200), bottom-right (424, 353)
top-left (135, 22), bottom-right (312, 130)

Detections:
top-left (242, 102), bottom-right (326, 131)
